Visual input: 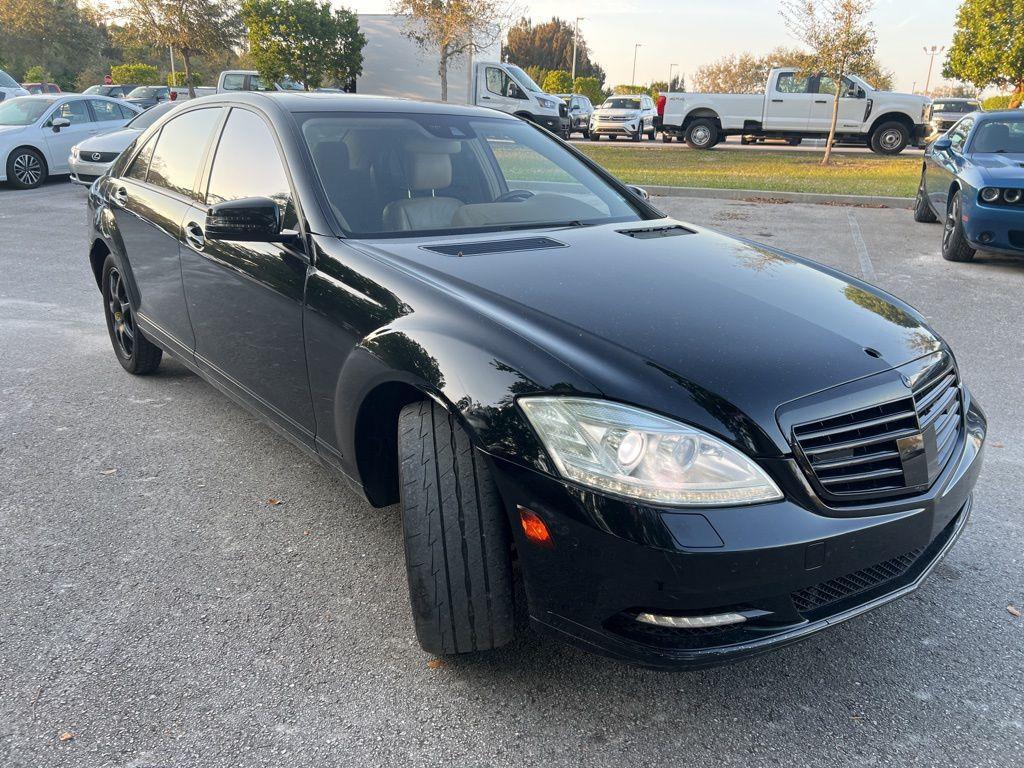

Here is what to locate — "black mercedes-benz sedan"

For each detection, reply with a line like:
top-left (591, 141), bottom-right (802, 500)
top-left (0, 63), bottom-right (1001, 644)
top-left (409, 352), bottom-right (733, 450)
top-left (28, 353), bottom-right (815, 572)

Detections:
top-left (86, 92), bottom-right (985, 669)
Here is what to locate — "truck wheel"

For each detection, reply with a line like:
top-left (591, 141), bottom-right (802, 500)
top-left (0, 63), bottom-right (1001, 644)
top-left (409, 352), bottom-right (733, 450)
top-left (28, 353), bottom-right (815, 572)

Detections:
top-left (870, 122), bottom-right (909, 155)
top-left (787, 137), bottom-right (802, 146)
top-left (397, 400), bottom-right (515, 656)
top-left (685, 118), bottom-right (719, 149)
top-left (582, 128), bottom-right (590, 139)
top-left (941, 191), bottom-right (976, 262)
top-left (913, 172), bottom-right (939, 223)
top-left (740, 136), bottom-right (752, 145)
top-left (589, 132), bottom-right (600, 141)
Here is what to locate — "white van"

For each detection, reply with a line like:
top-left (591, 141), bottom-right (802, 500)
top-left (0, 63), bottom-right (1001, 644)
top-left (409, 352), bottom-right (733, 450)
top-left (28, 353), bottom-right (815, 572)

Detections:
top-left (0, 69), bottom-right (30, 102)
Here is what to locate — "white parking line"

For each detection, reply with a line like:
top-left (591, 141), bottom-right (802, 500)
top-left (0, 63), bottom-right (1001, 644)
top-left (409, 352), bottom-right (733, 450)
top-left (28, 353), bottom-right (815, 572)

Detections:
top-left (847, 209), bottom-right (878, 283)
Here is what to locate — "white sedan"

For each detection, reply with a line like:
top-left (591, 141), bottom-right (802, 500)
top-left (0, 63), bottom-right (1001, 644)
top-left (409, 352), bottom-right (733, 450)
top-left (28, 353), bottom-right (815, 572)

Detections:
top-left (0, 95), bottom-right (141, 189)
top-left (69, 101), bottom-right (180, 186)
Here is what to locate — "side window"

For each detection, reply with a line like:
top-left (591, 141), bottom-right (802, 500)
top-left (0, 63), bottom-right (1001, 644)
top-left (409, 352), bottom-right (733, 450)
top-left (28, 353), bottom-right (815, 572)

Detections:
top-left (250, 75), bottom-right (272, 92)
top-left (775, 73), bottom-right (811, 94)
top-left (90, 100), bottom-right (123, 122)
top-left (206, 108), bottom-right (297, 228)
top-left (818, 76), bottom-right (858, 97)
top-left (486, 67), bottom-right (514, 98)
top-left (123, 134), bottom-right (156, 182)
top-left (950, 119), bottom-right (973, 151)
top-left (221, 73), bottom-right (245, 91)
top-left (146, 107), bottom-right (222, 198)
top-left (118, 104), bottom-right (136, 120)
top-left (52, 100), bottom-right (91, 125)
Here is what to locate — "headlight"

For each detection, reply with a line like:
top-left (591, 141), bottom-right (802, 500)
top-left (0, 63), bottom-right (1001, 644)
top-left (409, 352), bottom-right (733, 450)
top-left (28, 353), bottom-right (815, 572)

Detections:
top-left (1005, 188), bottom-right (1022, 204)
top-left (71, 146), bottom-right (79, 159)
top-left (536, 97), bottom-right (557, 111)
top-left (980, 187), bottom-right (1000, 203)
top-left (519, 397), bottom-right (783, 506)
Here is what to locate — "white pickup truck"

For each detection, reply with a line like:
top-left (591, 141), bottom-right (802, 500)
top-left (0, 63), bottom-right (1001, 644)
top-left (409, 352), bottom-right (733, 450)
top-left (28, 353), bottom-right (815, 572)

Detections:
top-left (659, 67), bottom-right (931, 154)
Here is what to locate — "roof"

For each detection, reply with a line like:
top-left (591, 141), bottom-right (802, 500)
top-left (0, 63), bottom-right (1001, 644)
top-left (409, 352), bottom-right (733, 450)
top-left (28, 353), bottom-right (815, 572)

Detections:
top-left (195, 91), bottom-right (518, 119)
top-left (976, 109), bottom-right (1024, 118)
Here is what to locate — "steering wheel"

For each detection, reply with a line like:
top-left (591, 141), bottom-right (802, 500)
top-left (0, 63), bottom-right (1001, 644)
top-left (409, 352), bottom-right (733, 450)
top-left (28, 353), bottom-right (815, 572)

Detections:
top-left (495, 189), bottom-right (535, 203)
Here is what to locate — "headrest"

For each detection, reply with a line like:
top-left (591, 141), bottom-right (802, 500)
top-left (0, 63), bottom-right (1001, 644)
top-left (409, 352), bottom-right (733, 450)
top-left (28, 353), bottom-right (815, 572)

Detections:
top-left (313, 139), bottom-right (351, 177)
top-left (345, 131), bottom-right (376, 170)
top-left (403, 136), bottom-right (460, 154)
top-left (407, 153), bottom-right (452, 191)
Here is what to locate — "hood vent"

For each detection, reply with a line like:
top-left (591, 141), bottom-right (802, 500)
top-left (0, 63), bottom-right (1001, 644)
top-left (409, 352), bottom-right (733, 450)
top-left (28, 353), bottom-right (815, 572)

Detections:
top-left (617, 224), bottom-right (694, 239)
top-left (422, 236), bottom-right (567, 257)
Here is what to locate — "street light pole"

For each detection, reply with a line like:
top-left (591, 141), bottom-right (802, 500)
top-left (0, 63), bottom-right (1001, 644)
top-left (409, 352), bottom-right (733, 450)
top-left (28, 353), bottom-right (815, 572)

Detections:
top-left (632, 43), bottom-right (642, 86)
top-left (922, 45), bottom-right (945, 95)
top-left (571, 17), bottom-right (585, 82)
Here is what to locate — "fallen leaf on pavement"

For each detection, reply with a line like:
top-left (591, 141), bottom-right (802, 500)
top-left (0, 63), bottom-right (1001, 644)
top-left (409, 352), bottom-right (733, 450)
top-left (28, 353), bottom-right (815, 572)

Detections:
top-left (1008, 605), bottom-right (1021, 618)
top-left (59, 732), bottom-right (74, 742)
top-left (991, 441), bottom-right (1004, 449)
top-left (427, 659), bottom-right (443, 669)
top-left (100, 469), bottom-right (117, 476)
top-left (266, 498), bottom-right (283, 506)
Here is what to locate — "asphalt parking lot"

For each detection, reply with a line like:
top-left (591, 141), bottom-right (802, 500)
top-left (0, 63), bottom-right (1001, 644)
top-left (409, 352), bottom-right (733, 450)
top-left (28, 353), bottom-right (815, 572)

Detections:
top-left (1, 180), bottom-right (1021, 768)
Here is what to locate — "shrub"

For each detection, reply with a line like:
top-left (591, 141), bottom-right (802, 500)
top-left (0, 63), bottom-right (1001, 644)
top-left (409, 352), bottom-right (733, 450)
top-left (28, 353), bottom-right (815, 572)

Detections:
top-left (22, 66), bottom-right (53, 83)
top-left (542, 69), bottom-right (573, 94)
top-left (572, 76), bottom-right (604, 106)
top-left (168, 71), bottom-right (203, 87)
top-left (110, 63), bottom-right (161, 86)
top-left (982, 94), bottom-right (1013, 111)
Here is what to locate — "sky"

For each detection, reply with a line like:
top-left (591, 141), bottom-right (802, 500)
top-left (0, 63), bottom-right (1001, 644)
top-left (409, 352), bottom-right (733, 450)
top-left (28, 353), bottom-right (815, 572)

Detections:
top-left (347, 1), bottom-right (963, 93)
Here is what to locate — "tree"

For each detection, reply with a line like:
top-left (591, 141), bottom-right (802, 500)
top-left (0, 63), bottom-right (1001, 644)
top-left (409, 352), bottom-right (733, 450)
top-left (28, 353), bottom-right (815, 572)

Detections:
top-left (572, 76), bottom-right (603, 105)
top-left (929, 82), bottom-right (980, 98)
top-left (691, 46), bottom-right (891, 94)
top-left (111, 62), bottom-right (161, 85)
top-left (22, 65), bottom-right (53, 82)
top-left (504, 16), bottom-right (605, 85)
top-left (782, 0), bottom-right (877, 165)
top-left (390, 0), bottom-right (509, 102)
top-left (542, 69), bottom-right (572, 93)
top-left (524, 65), bottom-right (548, 88)
top-left (242, 0), bottom-right (365, 90)
top-left (944, 0), bottom-right (1024, 108)
top-left (123, 0), bottom-right (241, 98)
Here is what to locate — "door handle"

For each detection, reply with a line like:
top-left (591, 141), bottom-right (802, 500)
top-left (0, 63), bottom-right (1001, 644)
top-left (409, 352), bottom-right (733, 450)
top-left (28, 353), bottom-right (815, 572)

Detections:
top-left (814, 99), bottom-right (828, 104)
top-left (112, 186), bottom-right (128, 206)
top-left (185, 222), bottom-right (205, 249)
top-left (771, 99), bottom-right (784, 103)
top-left (480, 95), bottom-right (492, 100)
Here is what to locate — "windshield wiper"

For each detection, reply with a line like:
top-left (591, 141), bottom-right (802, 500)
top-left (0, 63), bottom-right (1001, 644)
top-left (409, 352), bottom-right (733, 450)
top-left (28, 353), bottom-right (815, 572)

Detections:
top-left (491, 220), bottom-right (590, 232)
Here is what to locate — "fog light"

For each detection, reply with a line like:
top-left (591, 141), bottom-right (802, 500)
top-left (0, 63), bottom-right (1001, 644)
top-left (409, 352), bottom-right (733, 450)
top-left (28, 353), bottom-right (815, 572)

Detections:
top-left (980, 187), bottom-right (1000, 203)
top-left (635, 611), bottom-right (747, 628)
top-left (979, 232), bottom-right (994, 244)
top-left (1004, 189), bottom-right (1022, 204)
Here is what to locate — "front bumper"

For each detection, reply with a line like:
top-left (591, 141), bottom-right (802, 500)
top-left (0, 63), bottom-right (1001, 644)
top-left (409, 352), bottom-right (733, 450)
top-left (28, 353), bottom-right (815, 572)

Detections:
top-left (914, 122), bottom-right (936, 147)
top-left (964, 199), bottom-right (1024, 255)
top-left (590, 119), bottom-right (640, 137)
top-left (69, 156), bottom-right (112, 187)
top-left (488, 393), bottom-right (985, 669)
top-left (531, 114), bottom-right (567, 135)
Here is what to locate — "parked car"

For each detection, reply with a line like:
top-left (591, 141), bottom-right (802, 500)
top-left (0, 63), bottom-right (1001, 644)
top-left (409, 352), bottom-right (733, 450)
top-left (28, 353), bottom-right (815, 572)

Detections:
top-left (660, 67), bottom-right (931, 153)
top-left (0, 94), bottom-right (140, 188)
top-left (589, 94), bottom-right (658, 141)
top-left (22, 82), bottom-right (62, 95)
top-left (556, 93), bottom-right (594, 138)
top-left (86, 92), bottom-right (985, 668)
top-left (69, 100), bottom-right (178, 185)
top-left (124, 85), bottom-right (171, 109)
top-left (83, 84), bottom-right (139, 99)
top-left (168, 86), bottom-right (216, 101)
top-left (0, 68), bottom-right (30, 101)
top-left (928, 97), bottom-right (983, 134)
top-left (914, 110), bottom-right (1024, 261)
top-left (216, 70), bottom-right (305, 94)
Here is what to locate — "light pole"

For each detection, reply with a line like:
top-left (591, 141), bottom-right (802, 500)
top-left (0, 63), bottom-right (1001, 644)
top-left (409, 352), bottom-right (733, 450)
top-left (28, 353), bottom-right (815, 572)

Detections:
top-left (632, 43), bottom-right (642, 86)
top-left (571, 17), bottom-right (585, 82)
top-left (922, 45), bottom-right (945, 95)
top-left (668, 63), bottom-right (678, 92)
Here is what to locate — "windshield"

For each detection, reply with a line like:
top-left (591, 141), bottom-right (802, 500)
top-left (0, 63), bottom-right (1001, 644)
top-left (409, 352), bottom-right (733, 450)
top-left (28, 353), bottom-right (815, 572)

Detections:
top-left (126, 100), bottom-right (177, 130)
top-left (299, 112), bottom-right (645, 237)
top-left (127, 87), bottom-right (165, 98)
top-left (0, 69), bottom-right (19, 88)
top-left (252, 75), bottom-right (305, 91)
top-left (505, 65), bottom-right (544, 93)
top-left (933, 100), bottom-right (980, 114)
top-left (84, 85), bottom-right (108, 95)
top-left (0, 97), bottom-right (53, 126)
top-left (602, 98), bottom-right (641, 110)
top-left (971, 118), bottom-right (1024, 154)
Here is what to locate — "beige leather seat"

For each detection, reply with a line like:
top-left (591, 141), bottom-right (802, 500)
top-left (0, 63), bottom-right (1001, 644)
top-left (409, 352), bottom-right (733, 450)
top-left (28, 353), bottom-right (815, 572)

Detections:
top-left (382, 152), bottom-right (462, 232)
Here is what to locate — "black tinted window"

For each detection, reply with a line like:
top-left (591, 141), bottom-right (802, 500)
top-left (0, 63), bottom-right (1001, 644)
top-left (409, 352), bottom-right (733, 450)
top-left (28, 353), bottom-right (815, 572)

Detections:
top-left (207, 108), bottom-right (296, 227)
top-left (146, 108), bottom-right (222, 198)
top-left (124, 134), bottom-right (156, 182)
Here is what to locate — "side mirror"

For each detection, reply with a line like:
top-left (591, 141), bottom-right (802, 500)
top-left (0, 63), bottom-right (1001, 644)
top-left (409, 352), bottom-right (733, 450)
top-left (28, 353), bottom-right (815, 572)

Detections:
top-left (856, 87), bottom-right (866, 99)
top-left (51, 117), bottom-right (71, 132)
top-left (626, 184), bottom-right (650, 201)
top-left (932, 136), bottom-right (953, 152)
top-left (206, 197), bottom-right (293, 243)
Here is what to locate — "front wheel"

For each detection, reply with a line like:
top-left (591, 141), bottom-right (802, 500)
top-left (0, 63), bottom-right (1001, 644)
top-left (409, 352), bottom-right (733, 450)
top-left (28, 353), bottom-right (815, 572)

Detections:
top-left (941, 192), bottom-right (976, 262)
top-left (589, 132), bottom-right (600, 141)
top-left (685, 118), bottom-right (719, 149)
top-left (398, 400), bottom-right (515, 655)
top-left (6, 147), bottom-right (47, 189)
top-left (101, 255), bottom-right (163, 374)
top-left (870, 121), bottom-right (910, 155)
top-left (914, 172), bottom-right (939, 223)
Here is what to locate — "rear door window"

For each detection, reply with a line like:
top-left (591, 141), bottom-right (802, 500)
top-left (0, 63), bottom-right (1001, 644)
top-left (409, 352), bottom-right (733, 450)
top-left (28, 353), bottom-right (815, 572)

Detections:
top-left (124, 134), bottom-right (156, 182)
top-left (145, 107), bottom-right (223, 198)
top-left (90, 99), bottom-right (124, 122)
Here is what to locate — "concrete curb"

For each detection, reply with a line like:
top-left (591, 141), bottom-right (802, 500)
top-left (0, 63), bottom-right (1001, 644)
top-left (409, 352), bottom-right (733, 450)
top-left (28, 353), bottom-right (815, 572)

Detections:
top-left (645, 185), bottom-right (914, 209)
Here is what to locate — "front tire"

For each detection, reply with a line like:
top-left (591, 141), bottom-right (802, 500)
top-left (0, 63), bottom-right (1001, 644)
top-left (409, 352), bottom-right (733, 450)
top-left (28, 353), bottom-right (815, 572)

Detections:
top-left (6, 147), bottom-right (47, 189)
top-left (397, 400), bottom-right (515, 656)
top-left (101, 255), bottom-right (162, 374)
top-left (914, 173), bottom-right (939, 223)
top-left (685, 118), bottom-right (719, 149)
top-left (870, 121), bottom-right (910, 155)
top-left (941, 191), bottom-right (976, 262)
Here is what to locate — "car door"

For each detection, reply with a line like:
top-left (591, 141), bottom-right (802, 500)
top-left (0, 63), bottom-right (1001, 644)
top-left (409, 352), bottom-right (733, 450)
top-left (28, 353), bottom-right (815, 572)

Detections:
top-left (763, 71), bottom-right (814, 131)
top-left (808, 75), bottom-right (866, 133)
top-left (925, 117), bottom-right (973, 213)
top-left (42, 100), bottom-right (97, 173)
top-left (110, 106), bottom-right (224, 353)
top-left (477, 65), bottom-right (524, 115)
top-left (178, 106), bottom-right (315, 443)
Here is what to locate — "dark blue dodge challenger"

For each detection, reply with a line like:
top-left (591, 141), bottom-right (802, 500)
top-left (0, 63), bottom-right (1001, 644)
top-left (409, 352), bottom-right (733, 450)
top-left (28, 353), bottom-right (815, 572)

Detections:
top-left (915, 109), bottom-right (1024, 260)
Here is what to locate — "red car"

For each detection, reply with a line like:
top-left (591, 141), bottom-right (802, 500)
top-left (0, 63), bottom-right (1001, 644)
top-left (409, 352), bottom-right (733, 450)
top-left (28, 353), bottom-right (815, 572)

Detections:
top-left (22, 82), bottom-right (62, 95)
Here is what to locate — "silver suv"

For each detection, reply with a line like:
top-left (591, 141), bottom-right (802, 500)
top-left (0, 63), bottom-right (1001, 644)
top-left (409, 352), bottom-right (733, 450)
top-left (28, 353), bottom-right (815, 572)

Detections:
top-left (589, 94), bottom-right (658, 141)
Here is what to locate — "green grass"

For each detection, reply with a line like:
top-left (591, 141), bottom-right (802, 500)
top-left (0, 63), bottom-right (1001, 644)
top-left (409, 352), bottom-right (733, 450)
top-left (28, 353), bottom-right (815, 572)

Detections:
top-left (574, 145), bottom-right (920, 197)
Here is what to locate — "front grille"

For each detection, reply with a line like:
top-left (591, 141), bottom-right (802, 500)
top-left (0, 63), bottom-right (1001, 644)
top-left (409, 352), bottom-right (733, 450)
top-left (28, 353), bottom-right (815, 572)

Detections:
top-left (792, 548), bottom-right (924, 613)
top-left (792, 357), bottom-right (962, 502)
top-left (82, 151), bottom-right (119, 163)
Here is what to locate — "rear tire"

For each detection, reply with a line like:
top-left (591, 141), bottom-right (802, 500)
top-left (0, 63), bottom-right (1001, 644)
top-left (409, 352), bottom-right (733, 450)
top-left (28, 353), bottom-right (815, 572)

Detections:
top-left (787, 137), bottom-right (802, 146)
top-left (589, 132), bottom-right (600, 141)
top-left (101, 254), bottom-right (162, 375)
top-left (6, 147), bottom-right (47, 189)
top-left (914, 172), bottom-right (939, 223)
top-left (870, 121), bottom-right (910, 155)
top-left (941, 191), bottom-right (976, 262)
top-left (685, 118), bottom-right (719, 149)
top-left (397, 400), bottom-right (515, 656)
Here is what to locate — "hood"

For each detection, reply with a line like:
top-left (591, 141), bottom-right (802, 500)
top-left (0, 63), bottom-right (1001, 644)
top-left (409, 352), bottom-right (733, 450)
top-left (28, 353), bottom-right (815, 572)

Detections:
top-left (971, 153), bottom-right (1024, 184)
top-left (595, 108), bottom-right (640, 118)
top-left (355, 221), bottom-right (942, 439)
top-left (75, 127), bottom-right (138, 153)
top-left (0, 124), bottom-right (26, 139)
